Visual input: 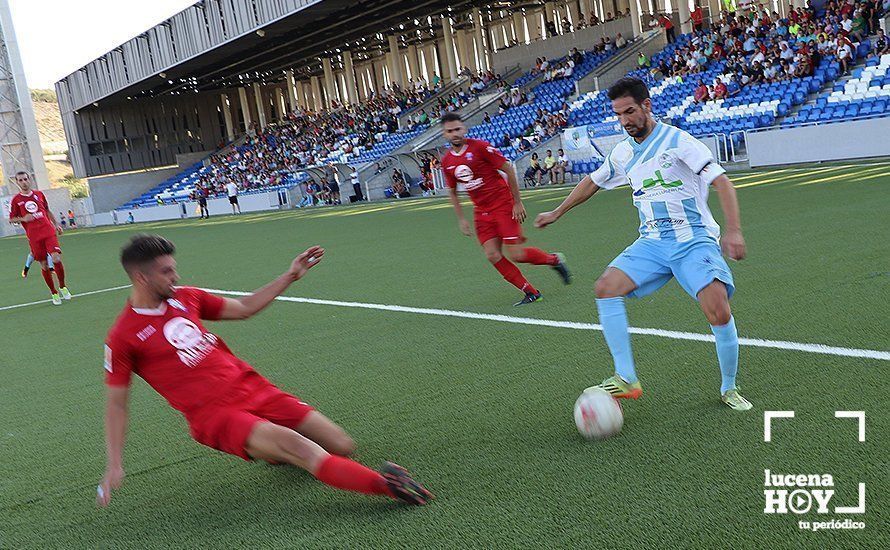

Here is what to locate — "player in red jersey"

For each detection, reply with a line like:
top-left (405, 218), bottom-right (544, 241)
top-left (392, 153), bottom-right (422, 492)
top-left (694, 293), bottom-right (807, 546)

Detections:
top-left (440, 113), bottom-right (571, 306)
top-left (7, 172), bottom-right (70, 305)
top-left (97, 234), bottom-right (432, 507)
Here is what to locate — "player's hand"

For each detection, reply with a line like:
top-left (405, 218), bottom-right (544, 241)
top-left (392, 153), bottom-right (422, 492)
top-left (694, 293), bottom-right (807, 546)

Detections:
top-left (97, 465), bottom-right (125, 507)
top-left (534, 211), bottom-right (559, 229)
top-left (721, 229), bottom-right (746, 261)
top-left (55, 225), bottom-right (64, 235)
top-left (458, 219), bottom-right (472, 236)
top-left (289, 246), bottom-right (325, 280)
top-left (512, 201), bottom-right (527, 224)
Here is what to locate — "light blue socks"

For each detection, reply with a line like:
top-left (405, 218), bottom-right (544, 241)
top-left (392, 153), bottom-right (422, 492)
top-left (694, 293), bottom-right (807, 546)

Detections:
top-left (595, 297), bottom-right (637, 383)
top-left (710, 316), bottom-right (739, 394)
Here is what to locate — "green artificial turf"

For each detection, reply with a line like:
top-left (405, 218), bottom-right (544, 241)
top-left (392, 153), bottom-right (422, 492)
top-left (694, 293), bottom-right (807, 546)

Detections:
top-left (1, 161), bottom-right (887, 548)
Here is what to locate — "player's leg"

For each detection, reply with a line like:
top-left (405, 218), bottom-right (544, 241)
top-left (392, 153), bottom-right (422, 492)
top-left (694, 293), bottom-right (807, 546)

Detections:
top-left (480, 229), bottom-right (540, 299)
top-left (504, 242), bottom-right (571, 284)
top-left (22, 253), bottom-right (33, 278)
top-left (245, 422), bottom-right (431, 504)
top-left (292, 411), bottom-right (357, 457)
top-left (46, 237), bottom-right (69, 299)
top-left (590, 239), bottom-right (673, 398)
top-left (673, 240), bottom-right (751, 410)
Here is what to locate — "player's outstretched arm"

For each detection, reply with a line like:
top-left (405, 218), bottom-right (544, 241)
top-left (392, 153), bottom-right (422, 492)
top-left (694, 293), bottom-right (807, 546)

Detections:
top-left (534, 174), bottom-right (601, 228)
top-left (447, 186), bottom-right (471, 236)
top-left (500, 161), bottom-right (526, 223)
top-left (218, 246), bottom-right (325, 320)
top-left (98, 386), bottom-right (129, 507)
top-left (711, 175), bottom-right (746, 261)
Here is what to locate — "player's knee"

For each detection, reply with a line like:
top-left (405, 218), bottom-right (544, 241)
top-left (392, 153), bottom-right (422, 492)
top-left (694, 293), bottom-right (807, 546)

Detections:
top-left (328, 433), bottom-right (356, 457)
top-left (278, 429), bottom-right (325, 466)
top-left (594, 276), bottom-right (621, 298)
top-left (485, 249), bottom-right (503, 264)
top-left (706, 302), bottom-right (732, 326)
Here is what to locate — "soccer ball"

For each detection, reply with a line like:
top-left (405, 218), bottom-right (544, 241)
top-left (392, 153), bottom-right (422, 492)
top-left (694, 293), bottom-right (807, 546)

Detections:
top-left (573, 388), bottom-right (623, 440)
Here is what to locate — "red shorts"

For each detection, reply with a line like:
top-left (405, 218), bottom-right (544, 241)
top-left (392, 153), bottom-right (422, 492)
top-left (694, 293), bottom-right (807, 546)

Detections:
top-left (185, 373), bottom-right (314, 460)
top-left (28, 233), bottom-right (61, 261)
top-left (474, 208), bottom-right (525, 245)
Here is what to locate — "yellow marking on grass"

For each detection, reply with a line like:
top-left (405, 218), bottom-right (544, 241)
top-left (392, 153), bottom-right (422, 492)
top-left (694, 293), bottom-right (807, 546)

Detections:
top-left (792, 165), bottom-right (890, 187)
top-left (734, 165), bottom-right (854, 188)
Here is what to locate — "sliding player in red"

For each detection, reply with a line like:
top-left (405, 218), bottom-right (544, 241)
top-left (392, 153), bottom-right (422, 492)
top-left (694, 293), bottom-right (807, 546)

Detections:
top-left (98, 234), bottom-right (432, 507)
top-left (7, 172), bottom-right (70, 305)
top-left (440, 112), bottom-right (571, 306)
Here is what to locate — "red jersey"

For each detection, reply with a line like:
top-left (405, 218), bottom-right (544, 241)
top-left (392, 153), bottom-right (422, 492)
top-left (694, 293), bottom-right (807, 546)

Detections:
top-left (8, 190), bottom-right (55, 240)
top-left (442, 138), bottom-right (513, 212)
top-left (104, 287), bottom-right (257, 413)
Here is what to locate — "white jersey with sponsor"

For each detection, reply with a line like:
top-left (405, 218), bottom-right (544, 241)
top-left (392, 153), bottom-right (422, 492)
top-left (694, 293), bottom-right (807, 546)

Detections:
top-left (590, 122), bottom-right (725, 242)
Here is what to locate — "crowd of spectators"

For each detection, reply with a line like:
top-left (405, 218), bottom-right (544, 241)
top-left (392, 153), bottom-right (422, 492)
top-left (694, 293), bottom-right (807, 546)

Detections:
top-left (645, 1), bottom-right (886, 105)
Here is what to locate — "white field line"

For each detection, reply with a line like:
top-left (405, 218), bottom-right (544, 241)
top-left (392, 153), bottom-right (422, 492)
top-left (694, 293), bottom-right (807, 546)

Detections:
top-left (2, 283), bottom-right (885, 361)
top-left (200, 288), bottom-right (890, 362)
top-left (0, 284), bottom-right (132, 312)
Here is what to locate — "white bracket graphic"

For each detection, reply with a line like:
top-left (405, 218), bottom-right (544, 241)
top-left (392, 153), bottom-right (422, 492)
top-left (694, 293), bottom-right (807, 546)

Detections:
top-left (834, 411), bottom-right (866, 442)
top-left (764, 411), bottom-right (795, 442)
top-left (835, 483), bottom-right (866, 514)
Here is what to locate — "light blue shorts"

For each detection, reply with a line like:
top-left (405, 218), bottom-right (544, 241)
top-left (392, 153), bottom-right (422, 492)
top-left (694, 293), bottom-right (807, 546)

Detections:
top-left (609, 236), bottom-right (735, 300)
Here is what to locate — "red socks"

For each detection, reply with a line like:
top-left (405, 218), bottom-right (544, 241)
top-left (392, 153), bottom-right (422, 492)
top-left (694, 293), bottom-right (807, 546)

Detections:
top-left (41, 269), bottom-right (57, 294)
top-left (313, 455), bottom-right (392, 497)
top-left (54, 262), bottom-right (66, 288)
top-left (517, 247), bottom-right (559, 266)
top-left (493, 257), bottom-right (538, 294)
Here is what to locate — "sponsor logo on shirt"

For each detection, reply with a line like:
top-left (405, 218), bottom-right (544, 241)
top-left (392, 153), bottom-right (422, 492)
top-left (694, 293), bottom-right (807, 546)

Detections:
top-left (163, 317), bottom-right (219, 368)
top-left (454, 164), bottom-right (484, 190)
top-left (136, 325), bottom-right (157, 342)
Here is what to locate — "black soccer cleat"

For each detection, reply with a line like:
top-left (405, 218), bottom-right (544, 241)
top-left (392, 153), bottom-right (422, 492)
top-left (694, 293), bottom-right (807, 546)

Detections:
top-left (381, 462), bottom-right (433, 506)
top-left (551, 252), bottom-right (572, 285)
top-left (21, 265), bottom-right (29, 278)
top-left (513, 291), bottom-right (543, 307)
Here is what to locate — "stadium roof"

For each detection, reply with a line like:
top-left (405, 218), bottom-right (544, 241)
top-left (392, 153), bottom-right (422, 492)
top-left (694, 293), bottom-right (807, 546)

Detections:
top-left (56, 0), bottom-right (533, 111)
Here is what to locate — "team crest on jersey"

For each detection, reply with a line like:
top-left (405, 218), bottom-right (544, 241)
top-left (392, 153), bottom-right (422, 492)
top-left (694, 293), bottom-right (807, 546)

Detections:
top-left (163, 317), bottom-right (219, 368)
top-left (658, 153), bottom-right (674, 170)
top-left (466, 152), bottom-right (474, 160)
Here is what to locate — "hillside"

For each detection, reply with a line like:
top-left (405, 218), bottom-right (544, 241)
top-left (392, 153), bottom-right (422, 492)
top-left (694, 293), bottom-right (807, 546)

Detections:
top-left (29, 89), bottom-right (86, 198)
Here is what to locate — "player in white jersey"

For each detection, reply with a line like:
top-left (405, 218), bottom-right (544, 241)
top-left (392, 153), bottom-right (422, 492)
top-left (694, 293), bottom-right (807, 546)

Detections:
top-left (535, 78), bottom-right (752, 411)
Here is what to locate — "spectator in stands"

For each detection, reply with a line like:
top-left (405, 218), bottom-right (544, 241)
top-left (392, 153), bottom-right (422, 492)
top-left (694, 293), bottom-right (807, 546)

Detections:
top-left (615, 33), bottom-right (627, 49)
top-left (605, 12), bottom-right (614, 22)
top-left (543, 150), bottom-right (557, 183)
top-left (836, 36), bottom-right (853, 75)
top-left (850, 7), bottom-right (868, 43)
top-left (561, 18), bottom-right (572, 34)
top-left (658, 13), bottom-right (676, 44)
top-left (874, 28), bottom-right (889, 56)
top-left (526, 152), bottom-right (544, 186)
top-left (638, 52), bottom-right (651, 69)
top-left (483, 112), bottom-right (492, 124)
top-left (713, 77), bottom-right (728, 100)
top-left (694, 80), bottom-right (711, 103)
top-left (685, 4), bottom-right (705, 33)
top-left (502, 132), bottom-right (512, 148)
top-left (589, 12), bottom-right (600, 27)
top-left (554, 149), bottom-right (569, 185)
top-left (571, 47), bottom-right (584, 67)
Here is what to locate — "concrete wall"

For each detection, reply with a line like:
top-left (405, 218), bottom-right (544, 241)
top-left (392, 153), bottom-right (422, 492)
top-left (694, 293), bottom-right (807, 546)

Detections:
top-left (747, 118), bottom-right (890, 167)
top-left (576, 31), bottom-right (665, 94)
top-left (492, 18), bottom-right (634, 75)
top-left (104, 189), bottom-right (287, 225)
top-left (87, 166), bottom-right (183, 213)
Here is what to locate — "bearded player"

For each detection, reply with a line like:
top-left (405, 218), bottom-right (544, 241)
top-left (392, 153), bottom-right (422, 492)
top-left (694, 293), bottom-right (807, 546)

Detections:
top-left (98, 234), bottom-right (432, 507)
top-left (7, 172), bottom-right (70, 304)
top-left (535, 78), bottom-right (751, 411)
top-left (440, 113), bottom-right (571, 306)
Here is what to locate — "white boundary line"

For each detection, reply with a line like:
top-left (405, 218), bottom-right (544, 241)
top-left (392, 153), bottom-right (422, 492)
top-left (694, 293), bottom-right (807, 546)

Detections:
top-left (0, 285), bottom-right (132, 312)
top-left (201, 288), bottom-right (890, 362)
top-left (2, 284), bottom-right (886, 361)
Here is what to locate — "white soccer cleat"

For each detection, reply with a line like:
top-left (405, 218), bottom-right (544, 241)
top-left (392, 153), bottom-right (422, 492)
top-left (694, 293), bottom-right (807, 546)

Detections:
top-left (51, 293), bottom-right (62, 306)
top-left (60, 287), bottom-right (72, 300)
